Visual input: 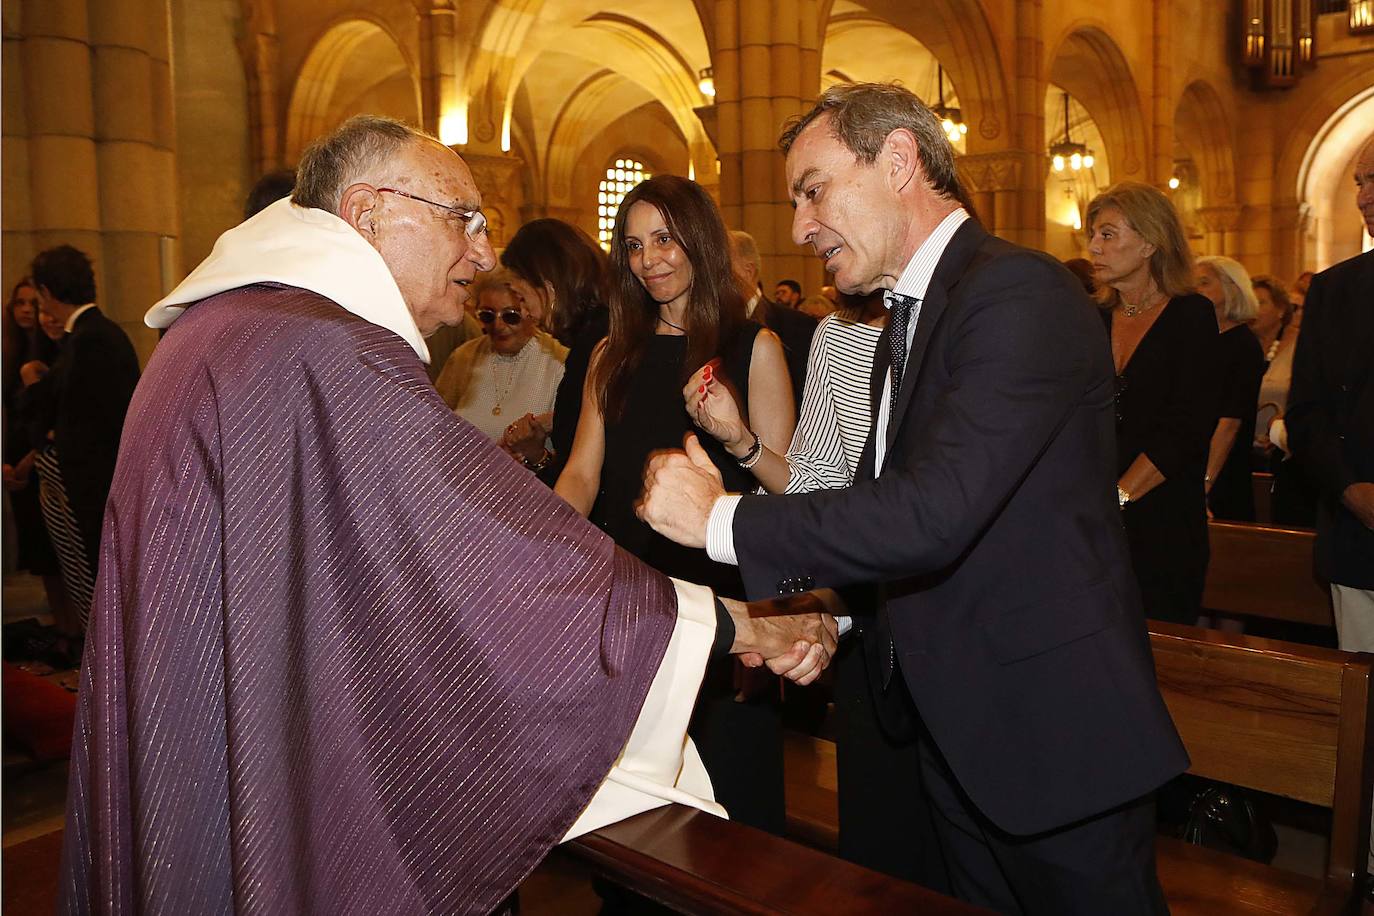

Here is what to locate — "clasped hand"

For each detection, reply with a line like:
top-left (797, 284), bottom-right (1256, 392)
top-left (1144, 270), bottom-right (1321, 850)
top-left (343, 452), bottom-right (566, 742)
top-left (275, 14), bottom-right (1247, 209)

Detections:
top-left (722, 592), bottom-right (840, 686)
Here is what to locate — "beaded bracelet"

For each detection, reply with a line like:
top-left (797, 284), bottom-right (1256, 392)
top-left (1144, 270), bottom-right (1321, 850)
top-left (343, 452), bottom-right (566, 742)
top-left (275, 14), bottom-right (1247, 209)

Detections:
top-left (737, 431), bottom-right (763, 469)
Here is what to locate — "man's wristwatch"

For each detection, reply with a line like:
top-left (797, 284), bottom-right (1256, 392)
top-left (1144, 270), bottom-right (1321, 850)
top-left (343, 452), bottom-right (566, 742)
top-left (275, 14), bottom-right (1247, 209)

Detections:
top-left (1117, 484), bottom-right (1131, 509)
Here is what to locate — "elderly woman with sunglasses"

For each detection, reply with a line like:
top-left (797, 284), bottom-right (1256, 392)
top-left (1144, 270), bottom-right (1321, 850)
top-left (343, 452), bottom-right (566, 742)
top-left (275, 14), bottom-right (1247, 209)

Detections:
top-left (434, 270), bottom-right (568, 470)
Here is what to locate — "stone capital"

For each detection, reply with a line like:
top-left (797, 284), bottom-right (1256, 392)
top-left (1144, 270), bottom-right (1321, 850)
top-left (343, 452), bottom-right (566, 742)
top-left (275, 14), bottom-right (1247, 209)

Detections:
top-left (1196, 204), bottom-right (1243, 233)
top-left (457, 152), bottom-right (524, 199)
top-left (957, 151), bottom-right (1033, 193)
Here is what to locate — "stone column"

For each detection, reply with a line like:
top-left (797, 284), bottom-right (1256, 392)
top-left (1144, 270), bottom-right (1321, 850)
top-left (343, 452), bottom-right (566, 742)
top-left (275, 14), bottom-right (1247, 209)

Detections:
top-left (712, 0), bottom-right (824, 293)
top-left (89, 0), bottom-right (177, 360)
top-left (462, 152), bottom-right (524, 249)
top-left (959, 152), bottom-right (1041, 243)
top-left (1197, 204), bottom-right (1242, 257)
top-left (1151, 0), bottom-right (1173, 187)
top-left (422, 2), bottom-right (459, 142)
top-left (238, 0), bottom-right (282, 173)
top-left (12, 0), bottom-right (103, 289)
top-left (1010, 0), bottom-right (1046, 249)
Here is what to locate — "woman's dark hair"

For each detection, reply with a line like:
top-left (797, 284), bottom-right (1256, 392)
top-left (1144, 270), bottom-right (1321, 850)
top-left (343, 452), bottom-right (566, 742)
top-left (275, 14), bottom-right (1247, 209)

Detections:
top-left (500, 218), bottom-right (609, 343)
top-left (4, 276), bottom-right (37, 369)
top-left (591, 174), bottom-right (746, 421)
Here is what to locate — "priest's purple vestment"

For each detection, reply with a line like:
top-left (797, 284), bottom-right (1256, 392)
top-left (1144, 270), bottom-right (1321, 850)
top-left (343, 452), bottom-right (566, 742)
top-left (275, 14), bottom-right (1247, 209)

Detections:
top-left (57, 278), bottom-right (702, 914)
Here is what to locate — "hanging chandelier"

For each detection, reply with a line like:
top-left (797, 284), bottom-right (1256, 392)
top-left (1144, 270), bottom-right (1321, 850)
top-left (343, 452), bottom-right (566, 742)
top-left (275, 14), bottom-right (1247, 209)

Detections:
top-left (931, 65), bottom-right (966, 144)
top-left (1049, 92), bottom-right (1094, 173)
top-left (1239, 0), bottom-right (1319, 88)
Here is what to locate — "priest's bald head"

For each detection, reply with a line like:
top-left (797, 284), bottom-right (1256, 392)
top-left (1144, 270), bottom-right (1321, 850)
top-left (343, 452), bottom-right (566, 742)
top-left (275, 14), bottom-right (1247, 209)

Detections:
top-left (292, 116), bottom-right (496, 335)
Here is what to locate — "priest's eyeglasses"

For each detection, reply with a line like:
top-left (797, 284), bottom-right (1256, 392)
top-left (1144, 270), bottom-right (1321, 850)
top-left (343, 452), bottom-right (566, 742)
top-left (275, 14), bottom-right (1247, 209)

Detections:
top-left (376, 187), bottom-right (488, 238)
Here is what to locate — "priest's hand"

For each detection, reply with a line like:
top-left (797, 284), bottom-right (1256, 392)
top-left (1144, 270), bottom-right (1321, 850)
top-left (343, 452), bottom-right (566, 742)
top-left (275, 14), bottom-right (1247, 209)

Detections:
top-left (720, 595), bottom-right (839, 686)
top-left (637, 434), bottom-right (724, 549)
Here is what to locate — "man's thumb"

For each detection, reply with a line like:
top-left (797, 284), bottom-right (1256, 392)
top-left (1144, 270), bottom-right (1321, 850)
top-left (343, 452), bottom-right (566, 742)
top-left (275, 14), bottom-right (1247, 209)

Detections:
top-left (683, 432), bottom-right (712, 469)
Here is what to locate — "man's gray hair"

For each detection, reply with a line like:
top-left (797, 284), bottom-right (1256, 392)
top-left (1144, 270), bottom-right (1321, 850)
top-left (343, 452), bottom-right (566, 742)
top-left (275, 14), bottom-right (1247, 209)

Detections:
top-left (728, 230), bottom-right (762, 272)
top-left (292, 115), bottom-right (432, 213)
top-left (779, 82), bottom-right (969, 209)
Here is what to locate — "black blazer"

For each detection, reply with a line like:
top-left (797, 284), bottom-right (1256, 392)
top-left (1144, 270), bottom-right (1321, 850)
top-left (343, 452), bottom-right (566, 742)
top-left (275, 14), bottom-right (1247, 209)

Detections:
top-left (752, 296), bottom-right (817, 408)
top-left (1286, 250), bottom-right (1374, 589)
top-left (34, 307), bottom-right (141, 561)
top-left (731, 220), bottom-right (1187, 836)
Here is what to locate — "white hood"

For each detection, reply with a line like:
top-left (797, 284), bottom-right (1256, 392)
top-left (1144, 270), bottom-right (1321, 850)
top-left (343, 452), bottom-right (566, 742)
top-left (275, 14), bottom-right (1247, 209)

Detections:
top-left (146, 197), bottom-right (430, 363)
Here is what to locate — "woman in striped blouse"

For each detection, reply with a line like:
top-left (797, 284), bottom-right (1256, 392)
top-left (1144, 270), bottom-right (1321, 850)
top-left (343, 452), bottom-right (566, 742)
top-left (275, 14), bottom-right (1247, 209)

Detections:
top-left (685, 291), bottom-right (884, 494)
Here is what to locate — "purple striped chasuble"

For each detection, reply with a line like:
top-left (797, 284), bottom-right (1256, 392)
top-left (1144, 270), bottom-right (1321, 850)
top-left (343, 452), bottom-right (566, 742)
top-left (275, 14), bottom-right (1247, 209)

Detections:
top-left (58, 283), bottom-right (678, 915)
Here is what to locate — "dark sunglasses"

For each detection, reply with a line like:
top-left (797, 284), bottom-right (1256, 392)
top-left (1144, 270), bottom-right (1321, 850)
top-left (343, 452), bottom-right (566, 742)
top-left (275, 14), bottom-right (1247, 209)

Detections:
top-left (478, 308), bottom-right (524, 326)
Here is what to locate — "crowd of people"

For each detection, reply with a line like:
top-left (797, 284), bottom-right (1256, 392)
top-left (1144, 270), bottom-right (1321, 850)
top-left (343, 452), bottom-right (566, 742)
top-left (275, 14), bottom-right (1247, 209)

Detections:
top-left (3, 81), bottom-right (1371, 914)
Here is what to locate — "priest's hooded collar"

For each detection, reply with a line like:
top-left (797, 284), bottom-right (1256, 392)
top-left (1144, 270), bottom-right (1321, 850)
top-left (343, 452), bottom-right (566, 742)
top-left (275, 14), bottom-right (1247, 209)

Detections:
top-left (147, 196), bottom-right (431, 364)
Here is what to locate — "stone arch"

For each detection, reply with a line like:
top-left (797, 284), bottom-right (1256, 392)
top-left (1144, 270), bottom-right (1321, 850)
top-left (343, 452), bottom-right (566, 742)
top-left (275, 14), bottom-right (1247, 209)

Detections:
top-left (820, 10), bottom-right (969, 152)
top-left (284, 16), bottom-right (421, 161)
top-left (464, 2), bottom-right (711, 165)
top-left (1045, 23), bottom-right (1150, 182)
top-left (1292, 82), bottom-right (1374, 270)
top-left (1173, 79), bottom-right (1237, 206)
top-left (827, 0), bottom-right (1012, 151)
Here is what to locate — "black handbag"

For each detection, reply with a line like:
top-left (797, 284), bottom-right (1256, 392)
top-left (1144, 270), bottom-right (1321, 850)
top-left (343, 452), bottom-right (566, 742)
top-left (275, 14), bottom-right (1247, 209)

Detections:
top-left (1181, 783), bottom-right (1278, 864)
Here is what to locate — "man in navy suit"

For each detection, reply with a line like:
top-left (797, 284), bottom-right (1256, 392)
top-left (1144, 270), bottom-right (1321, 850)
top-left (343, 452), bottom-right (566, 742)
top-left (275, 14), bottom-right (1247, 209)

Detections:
top-left (640, 83), bottom-right (1186, 913)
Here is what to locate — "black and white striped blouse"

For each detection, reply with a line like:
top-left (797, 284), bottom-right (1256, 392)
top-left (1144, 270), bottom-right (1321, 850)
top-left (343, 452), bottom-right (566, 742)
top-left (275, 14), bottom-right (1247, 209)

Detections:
top-left (784, 313), bottom-right (883, 494)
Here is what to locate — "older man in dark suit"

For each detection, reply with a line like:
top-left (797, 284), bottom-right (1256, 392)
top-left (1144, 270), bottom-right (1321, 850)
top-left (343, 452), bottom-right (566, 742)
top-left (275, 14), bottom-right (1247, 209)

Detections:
top-left (1286, 132), bottom-right (1374, 882)
top-left (728, 229), bottom-right (817, 408)
top-left (641, 82), bottom-right (1186, 913)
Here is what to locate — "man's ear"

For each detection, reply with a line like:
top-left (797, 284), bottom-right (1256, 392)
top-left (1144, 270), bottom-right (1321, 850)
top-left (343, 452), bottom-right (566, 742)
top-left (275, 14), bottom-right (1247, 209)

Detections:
top-left (338, 183), bottom-right (382, 246)
top-left (882, 128), bottom-right (923, 196)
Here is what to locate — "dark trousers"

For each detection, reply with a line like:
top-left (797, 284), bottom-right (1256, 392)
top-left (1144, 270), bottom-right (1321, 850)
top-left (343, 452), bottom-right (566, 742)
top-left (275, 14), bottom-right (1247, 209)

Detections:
top-left (833, 639), bottom-right (949, 890)
top-left (918, 731), bottom-right (1168, 915)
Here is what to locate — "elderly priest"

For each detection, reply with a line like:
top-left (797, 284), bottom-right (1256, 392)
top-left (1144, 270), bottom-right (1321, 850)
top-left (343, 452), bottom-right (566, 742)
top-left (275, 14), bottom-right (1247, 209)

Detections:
top-left (57, 116), bottom-right (836, 916)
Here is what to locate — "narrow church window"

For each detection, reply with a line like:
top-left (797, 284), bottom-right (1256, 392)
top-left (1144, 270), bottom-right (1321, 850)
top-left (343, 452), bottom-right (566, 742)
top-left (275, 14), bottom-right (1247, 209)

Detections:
top-left (598, 158), bottom-right (651, 249)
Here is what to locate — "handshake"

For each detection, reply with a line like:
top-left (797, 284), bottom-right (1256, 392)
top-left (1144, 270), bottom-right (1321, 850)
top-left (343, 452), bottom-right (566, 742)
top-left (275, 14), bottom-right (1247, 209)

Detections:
top-left (719, 589), bottom-right (844, 685)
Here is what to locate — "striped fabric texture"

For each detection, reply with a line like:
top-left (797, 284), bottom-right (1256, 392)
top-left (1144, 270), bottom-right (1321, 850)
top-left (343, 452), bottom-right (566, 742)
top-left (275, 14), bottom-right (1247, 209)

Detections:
top-left (59, 284), bottom-right (678, 915)
top-left (33, 445), bottom-right (97, 628)
top-left (784, 314), bottom-right (883, 495)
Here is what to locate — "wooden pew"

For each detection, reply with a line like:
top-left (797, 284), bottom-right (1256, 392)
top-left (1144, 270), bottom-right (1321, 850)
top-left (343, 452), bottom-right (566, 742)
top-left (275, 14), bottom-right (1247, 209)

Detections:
top-left (563, 803), bottom-right (983, 914)
top-left (778, 625), bottom-right (1374, 915)
top-left (1202, 520), bottom-right (1333, 628)
top-left (1149, 622), bottom-right (1373, 914)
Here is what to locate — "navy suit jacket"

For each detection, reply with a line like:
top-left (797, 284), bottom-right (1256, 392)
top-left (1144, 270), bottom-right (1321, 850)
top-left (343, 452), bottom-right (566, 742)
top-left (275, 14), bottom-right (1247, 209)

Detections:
top-left (733, 220), bottom-right (1187, 836)
top-left (1286, 249), bottom-right (1374, 589)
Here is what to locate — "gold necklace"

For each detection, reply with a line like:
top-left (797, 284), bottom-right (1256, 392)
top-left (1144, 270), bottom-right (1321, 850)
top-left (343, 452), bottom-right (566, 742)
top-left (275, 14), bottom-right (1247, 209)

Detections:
top-left (490, 346), bottom-right (527, 416)
top-left (1121, 291), bottom-right (1166, 319)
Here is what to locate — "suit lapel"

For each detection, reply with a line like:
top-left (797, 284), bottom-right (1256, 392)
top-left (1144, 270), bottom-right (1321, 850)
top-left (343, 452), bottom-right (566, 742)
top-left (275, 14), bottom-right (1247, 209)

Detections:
top-left (884, 220), bottom-right (987, 456)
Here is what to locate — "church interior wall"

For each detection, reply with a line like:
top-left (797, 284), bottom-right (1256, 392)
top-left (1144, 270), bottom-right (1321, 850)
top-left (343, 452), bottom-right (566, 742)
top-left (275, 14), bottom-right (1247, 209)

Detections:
top-left (172, 0), bottom-right (252, 274)
top-left (3, 0), bottom-right (1372, 354)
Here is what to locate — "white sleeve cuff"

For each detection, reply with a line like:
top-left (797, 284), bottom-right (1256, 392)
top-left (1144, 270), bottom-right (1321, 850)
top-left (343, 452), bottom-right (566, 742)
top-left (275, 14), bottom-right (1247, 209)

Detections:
top-left (705, 495), bottom-right (742, 566)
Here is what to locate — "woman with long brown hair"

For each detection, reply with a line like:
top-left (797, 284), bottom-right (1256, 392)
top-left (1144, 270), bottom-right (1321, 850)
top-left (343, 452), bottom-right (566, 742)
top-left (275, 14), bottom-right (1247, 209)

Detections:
top-left (1088, 181), bottom-right (1218, 624)
top-left (555, 173), bottom-right (794, 833)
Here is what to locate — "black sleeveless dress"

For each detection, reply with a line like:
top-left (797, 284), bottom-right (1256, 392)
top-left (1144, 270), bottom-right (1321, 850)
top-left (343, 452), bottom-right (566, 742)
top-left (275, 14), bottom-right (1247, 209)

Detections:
top-left (592, 324), bottom-right (762, 597)
top-left (590, 320), bottom-right (787, 834)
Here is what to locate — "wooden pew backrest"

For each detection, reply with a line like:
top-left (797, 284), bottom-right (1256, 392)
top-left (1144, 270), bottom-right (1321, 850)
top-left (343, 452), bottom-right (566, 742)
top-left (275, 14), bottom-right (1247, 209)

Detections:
top-left (565, 804), bottom-right (983, 915)
top-left (1149, 622), bottom-right (1374, 904)
top-left (1201, 521), bottom-right (1331, 627)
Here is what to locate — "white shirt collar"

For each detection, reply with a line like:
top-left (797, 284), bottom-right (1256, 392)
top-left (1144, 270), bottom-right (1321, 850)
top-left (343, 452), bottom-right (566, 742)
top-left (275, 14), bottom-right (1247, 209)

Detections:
top-left (886, 207), bottom-right (970, 306)
top-left (146, 198), bottom-right (430, 363)
top-left (746, 290), bottom-right (762, 318)
top-left (64, 303), bottom-right (98, 333)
